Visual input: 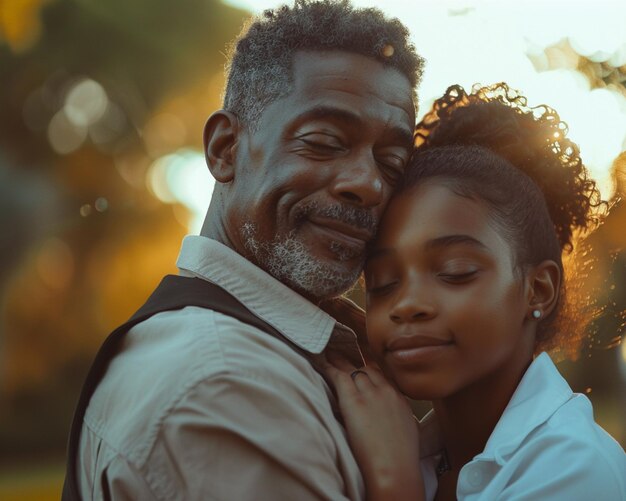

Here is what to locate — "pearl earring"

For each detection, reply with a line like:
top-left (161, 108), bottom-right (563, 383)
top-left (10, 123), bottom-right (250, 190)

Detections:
top-left (532, 309), bottom-right (541, 319)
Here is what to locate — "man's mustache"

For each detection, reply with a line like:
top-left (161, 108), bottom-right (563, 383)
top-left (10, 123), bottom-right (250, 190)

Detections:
top-left (295, 201), bottom-right (378, 236)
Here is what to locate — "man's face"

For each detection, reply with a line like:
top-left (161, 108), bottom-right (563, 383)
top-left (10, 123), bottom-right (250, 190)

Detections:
top-left (226, 51), bottom-right (415, 301)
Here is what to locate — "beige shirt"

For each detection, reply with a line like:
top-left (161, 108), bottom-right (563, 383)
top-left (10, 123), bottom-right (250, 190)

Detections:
top-left (78, 236), bottom-right (365, 500)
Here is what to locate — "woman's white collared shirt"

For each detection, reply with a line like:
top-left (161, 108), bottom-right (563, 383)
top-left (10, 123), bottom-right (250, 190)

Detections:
top-left (419, 352), bottom-right (626, 500)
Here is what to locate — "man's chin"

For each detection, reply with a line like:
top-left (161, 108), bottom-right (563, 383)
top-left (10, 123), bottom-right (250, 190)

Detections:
top-left (275, 253), bottom-right (363, 301)
top-left (285, 264), bottom-right (361, 302)
top-left (242, 224), bottom-right (364, 301)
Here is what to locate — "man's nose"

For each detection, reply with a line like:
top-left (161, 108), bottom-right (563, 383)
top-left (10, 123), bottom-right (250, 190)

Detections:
top-left (330, 151), bottom-right (385, 207)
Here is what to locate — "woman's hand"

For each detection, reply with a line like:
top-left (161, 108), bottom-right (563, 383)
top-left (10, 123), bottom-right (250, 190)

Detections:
top-left (324, 357), bottom-right (425, 501)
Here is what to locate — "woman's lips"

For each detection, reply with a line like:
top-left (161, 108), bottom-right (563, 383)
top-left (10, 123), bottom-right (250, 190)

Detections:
top-left (385, 334), bottom-right (454, 365)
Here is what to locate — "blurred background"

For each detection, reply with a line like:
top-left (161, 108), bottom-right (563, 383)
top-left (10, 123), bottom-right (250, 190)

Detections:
top-left (0, 0), bottom-right (624, 498)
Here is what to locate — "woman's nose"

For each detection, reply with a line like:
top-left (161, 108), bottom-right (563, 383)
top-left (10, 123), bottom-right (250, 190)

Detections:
top-left (389, 285), bottom-right (436, 324)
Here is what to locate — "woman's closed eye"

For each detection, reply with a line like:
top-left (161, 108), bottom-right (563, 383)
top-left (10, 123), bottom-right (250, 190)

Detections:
top-left (437, 266), bottom-right (480, 284)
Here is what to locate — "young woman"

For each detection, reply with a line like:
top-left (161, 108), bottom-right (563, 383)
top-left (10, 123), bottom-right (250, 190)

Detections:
top-left (326, 84), bottom-right (626, 500)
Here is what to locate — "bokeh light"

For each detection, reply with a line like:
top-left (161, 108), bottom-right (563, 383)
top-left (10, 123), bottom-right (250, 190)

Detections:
top-left (225, 0), bottom-right (626, 202)
top-left (64, 79), bottom-right (108, 128)
top-left (147, 149), bottom-right (214, 233)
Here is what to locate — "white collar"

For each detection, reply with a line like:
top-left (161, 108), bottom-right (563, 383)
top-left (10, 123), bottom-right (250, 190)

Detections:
top-left (478, 352), bottom-right (572, 464)
top-left (419, 352), bottom-right (573, 465)
top-left (176, 235), bottom-right (337, 354)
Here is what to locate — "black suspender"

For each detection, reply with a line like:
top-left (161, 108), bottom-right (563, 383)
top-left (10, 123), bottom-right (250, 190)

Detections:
top-left (62, 275), bottom-right (320, 500)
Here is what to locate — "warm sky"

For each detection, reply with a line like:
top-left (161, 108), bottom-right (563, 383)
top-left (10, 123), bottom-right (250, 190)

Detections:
top-left (155, 0), bottom-right (626, 233)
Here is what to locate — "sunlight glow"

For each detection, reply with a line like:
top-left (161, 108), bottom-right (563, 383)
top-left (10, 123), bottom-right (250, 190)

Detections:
top-left (621, 338), bottom-right (626, 382)
top-left (160, 0), bottom-right (626, 232)
top-left (147, 149), bottom-right (214, 234)
top-left (222, 0), bottom-right (626, 205)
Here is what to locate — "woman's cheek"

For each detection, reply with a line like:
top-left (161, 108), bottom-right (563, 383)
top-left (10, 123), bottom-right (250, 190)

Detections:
top-left (445, 291), bottom-right (491, 347)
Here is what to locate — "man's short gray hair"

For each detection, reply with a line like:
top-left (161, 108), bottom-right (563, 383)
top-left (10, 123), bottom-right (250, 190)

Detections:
top-left (223, 0), bottom-right (424, 129)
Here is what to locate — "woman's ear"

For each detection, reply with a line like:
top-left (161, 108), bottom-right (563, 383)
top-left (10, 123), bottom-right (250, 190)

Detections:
top-left (526, 260), bottom-right (561, 320)
top-left (203, 110), bottom-right (240, 183)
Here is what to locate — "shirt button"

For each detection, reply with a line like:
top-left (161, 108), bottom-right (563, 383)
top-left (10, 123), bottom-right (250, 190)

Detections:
top-left (468, 467), bottom-right (484, 488)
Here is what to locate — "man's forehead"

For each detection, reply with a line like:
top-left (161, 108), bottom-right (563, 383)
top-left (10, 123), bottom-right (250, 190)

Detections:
top-left (289, 50), bottom-right (415, 119)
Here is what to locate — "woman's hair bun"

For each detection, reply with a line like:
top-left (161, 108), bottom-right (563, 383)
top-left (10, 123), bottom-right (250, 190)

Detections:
top-left (414, 83), bottom-right (604, 251)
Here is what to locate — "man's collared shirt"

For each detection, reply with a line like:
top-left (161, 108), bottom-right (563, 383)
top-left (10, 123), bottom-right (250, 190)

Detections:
top-left (419, 352), bottom-right (626, 500)
top-left (78, 235), bottom-right (364, 500)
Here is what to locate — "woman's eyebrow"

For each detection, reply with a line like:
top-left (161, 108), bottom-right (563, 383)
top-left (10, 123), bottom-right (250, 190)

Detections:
top-left (425, 234), bottom-right (489, 251)
top-left (367, 235), bottom-right (488, 263)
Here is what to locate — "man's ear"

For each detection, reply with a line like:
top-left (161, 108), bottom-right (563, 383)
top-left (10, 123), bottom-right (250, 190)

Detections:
top-left (203, 110), bottom-right (240, 183)
top-left (526, 260), bottom-right (561, 320)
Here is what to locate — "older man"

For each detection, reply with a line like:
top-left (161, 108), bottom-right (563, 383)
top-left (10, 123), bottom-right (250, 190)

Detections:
top-left (64, 1), bottom-right (424, 499)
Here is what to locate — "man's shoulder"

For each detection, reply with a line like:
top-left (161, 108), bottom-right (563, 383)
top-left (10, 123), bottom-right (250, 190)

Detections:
top-left (90, 304), bottom-right (320, 412)
top-left (83, 305), bottom-right (326, 461)
top-left (127, 305), bottom-right (317, 379)
top-left (79, 302), bottom-right (358, 500)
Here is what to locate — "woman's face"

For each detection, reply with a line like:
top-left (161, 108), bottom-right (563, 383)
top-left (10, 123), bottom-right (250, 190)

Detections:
top-left (364, 181), bottom-right (534, 400)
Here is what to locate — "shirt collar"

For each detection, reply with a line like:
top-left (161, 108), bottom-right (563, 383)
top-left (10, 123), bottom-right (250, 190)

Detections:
top-left (418, 352), bottom-right (573, 464)
top-left (175, 235), bottom-right (338, 354)
top-left (478, 352), bottom-right (572, 464)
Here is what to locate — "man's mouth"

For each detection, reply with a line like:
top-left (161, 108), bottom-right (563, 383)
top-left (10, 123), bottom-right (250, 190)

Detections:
top-left (292, 201), bottom-right (377, 261)
top-left (307, 215), bottom-right (374, 246)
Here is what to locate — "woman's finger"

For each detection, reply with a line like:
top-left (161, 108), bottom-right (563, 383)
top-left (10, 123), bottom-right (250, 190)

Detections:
top-left (347, 365), bottom-right (389, 390)
top-left (326, 363), bottom-right (376, 401)
top-left (326, 351), bottom-right (357, 373)
top-left (324, 356), bottom-right (392, 398)
top-left (359, 365), bottom-right (387, 387)
top-left (349, 368), bottom-right (378, 393)
top-left (323, 362), bottom-right (346, 385)
top-left (328, 365), bottom-right (363, 402)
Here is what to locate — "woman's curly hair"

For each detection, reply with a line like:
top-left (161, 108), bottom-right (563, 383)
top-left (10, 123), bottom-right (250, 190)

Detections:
top-left (403, 83), bottom-right (606, 355)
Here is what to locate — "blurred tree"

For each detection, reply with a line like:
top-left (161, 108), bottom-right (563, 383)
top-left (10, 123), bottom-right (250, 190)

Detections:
top-left (526, 36), bottom-right (626, 445)
top-left (0, 0), bottom-right (249, 462)
top-left (558, 152), bottom-right (626, 445)
top-left (0, 0), bottom-right (51, 52)
top-left (527, 37), bottom-right (626, 97)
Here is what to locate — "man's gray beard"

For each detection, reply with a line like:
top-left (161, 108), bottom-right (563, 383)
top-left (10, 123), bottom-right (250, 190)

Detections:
top-left (242, 222), bottom-right (364, 300)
